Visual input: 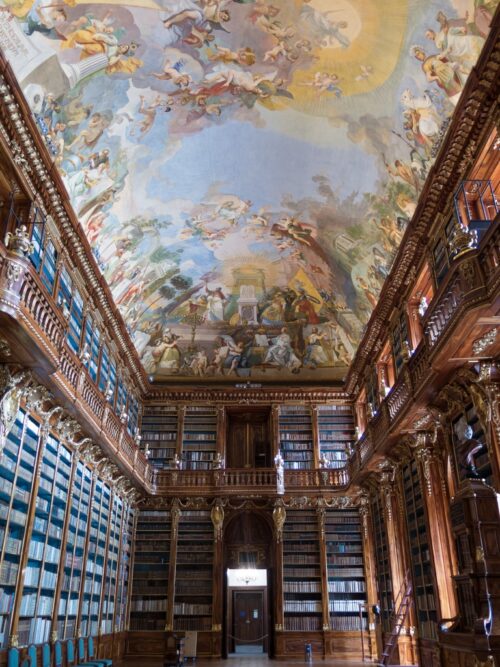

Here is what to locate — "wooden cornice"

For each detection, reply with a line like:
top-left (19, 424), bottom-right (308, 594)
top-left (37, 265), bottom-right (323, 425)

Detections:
top-left (146, 386), bottom-right (350, 403)
top-left (345, 11), bottom-right (500, 396)
top-left (0, 54), bottom-right (149, 396)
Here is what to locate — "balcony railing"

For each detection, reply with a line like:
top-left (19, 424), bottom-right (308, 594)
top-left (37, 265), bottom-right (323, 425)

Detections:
top-left (151, 467), bottom-right (350, 495)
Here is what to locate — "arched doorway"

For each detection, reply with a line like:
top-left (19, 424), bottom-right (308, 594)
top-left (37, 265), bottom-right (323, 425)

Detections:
top-left (223, 511), bottom-right (274, 658)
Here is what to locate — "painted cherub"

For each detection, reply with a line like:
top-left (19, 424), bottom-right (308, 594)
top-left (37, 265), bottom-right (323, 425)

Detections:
top-left (207, 44), bottom-right (256, 66)
top-left (152, 58), bottom-right (193, 88)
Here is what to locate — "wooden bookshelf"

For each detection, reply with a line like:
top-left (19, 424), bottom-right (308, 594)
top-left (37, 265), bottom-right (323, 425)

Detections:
top-left (402, 460), bottom-right (438, 640)
top-left (80, 480), bottom-right (112, 637)
top-left (130, 510), bottom-right (171, 631)
top-left (181, 407), bottom-right (217, 471)
top-left (173, 510), bottom-right (213, 631)
top-left (100, 495), bottom-right (123, 635)
top-left (115, 505), bottom-right (134, 632)
top-left (0, 410), bottom-right (40, 647)
top-left (18, 433), bottom-right (72, 645)
top-left (325, 509), bottom-right (367, 631)
top-left (283, 509), bottom-right (322, 631)
top-left (371, 494), bottom-right (392, 633)
top-left (57, 461), bottom-right (93, 640)
top-left (141, 406), bottom-right (178, 470)
top-left (317, 405), bottom-right (355, 469)
top-left (279, 406), bottom-right (314, 470)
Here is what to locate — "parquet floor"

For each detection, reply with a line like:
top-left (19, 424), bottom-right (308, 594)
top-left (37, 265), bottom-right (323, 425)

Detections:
top-left (119, 658), bottom-right (372, 667)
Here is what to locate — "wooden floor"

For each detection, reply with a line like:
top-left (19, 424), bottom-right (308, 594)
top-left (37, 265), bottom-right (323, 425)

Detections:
top-left (119, 659), bottom-right (372, 667)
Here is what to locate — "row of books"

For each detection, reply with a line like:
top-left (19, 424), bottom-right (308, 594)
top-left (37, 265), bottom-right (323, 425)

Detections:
top-left (173, 603), bottom-right (212, 615)
top-left (328, 580), bottom-right (365, 593)
top-left (285, 601), bottom-right (322, 613)
top-left (328, 568), bottom-right (364, 578)
top-left (284, 582), bottom-right (322, 593)
top-left (330, 600), bottom-right (364, 612)
top-left (174, 617), bottom-right (212, 631)
top-left (284, 568), bottom-right (320, 578)
top-left (330, 616), bottom-right (367, 631)
top-left (130, 598), bottom-right (167, 612)
top-left (284, 617), bottom-right (322, 631)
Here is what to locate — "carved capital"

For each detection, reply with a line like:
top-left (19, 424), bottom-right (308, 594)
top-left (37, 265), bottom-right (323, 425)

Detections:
top-left (412, 432), bottom-right (438, 496)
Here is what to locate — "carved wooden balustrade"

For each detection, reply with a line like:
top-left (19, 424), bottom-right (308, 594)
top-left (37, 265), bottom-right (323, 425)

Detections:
top-left (151, 466), bottom-right (350, 495)
top-left (0, 245), bottom-right (150, 489)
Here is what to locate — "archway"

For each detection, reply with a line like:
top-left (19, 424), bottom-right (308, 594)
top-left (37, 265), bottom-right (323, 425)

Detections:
top-left (223, 510), bottom-right (274, 657)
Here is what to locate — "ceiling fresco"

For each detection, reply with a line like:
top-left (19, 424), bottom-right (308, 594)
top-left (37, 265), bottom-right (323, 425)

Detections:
top-left (0, 0), bottom-right (496, 382)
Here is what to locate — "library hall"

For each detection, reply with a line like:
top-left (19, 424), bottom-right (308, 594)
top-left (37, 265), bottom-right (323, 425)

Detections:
top-left (0, 0), bottom-right (499, 665)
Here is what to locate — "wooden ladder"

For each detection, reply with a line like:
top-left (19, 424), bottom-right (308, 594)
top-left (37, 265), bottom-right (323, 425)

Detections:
top-left (379, 571), bottom-right (413, 666)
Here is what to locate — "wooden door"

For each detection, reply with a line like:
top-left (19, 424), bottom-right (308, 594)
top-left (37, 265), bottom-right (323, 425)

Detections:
top-left (233, 590), bottom-right (264, 651)
top-left (226, 413), bottom-right (270, 468)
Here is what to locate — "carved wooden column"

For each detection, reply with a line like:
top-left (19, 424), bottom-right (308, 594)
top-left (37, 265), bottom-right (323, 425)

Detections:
top-left (271, 405), bottom-right (280, 459)
top-left (316, 505), bottom-right (329, 634)
top-left (166, 499), bottom-right (180, 632)
top-left (412, 432), bottom-right (458, 623)
top-left (359, 494), bottom-right (378, 661)
top-left (211, 499), bottom-right (224, 655)
top-left (0, 225), bottom-right (33, 319)
top-left (8, 417), bottom-right (48, 647)
top-left (272, 500), bottom-right (285, 632)
top-left (378, 463), bottom-right (418, 665)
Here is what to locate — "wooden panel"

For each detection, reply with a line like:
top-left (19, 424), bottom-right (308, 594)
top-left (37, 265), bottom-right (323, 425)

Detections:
top-left (126, 630), bottom-right (217, 658)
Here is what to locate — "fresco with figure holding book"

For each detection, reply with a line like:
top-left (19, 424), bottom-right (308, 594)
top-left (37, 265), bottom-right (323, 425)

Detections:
top-left (0, 0), bottom-right (495, 381)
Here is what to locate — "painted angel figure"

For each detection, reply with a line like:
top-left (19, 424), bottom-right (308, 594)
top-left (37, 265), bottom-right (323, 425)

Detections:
top-left (300, 4), bottom-right (350, 48)
top-left (162, 0), bottom-right (231, 47)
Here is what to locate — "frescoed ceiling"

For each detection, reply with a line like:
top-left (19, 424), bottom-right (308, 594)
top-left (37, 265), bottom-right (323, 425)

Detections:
top-left (0, 0), bottom-right (496, 382)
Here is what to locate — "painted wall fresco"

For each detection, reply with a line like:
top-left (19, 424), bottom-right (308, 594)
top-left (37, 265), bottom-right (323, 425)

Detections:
top-left (0, 0), bottom-right (496, 381)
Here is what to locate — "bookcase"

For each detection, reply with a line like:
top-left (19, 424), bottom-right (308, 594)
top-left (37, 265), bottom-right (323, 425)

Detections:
top-left (401, 460), bottom-right (438, 640)
top-left (100, 495), bottom-right (122, 635)
top-left (115, 506), bottom-right (134, 632)
top-left (130, 510), bottom-right (171, 631)
top-left (0, 409), bottom-right (40, 648)
top-left (317, 405), bottom-right (355, 468)
top-left (326, 509), bottom-right (367, 631)
top-left (80, 480), bottom-right (111, 637)
top-left (141, 406), bottom-right (178, 470)
top-left (181, 407), bottom-right (217, 471)
top-left (57, 461), bottom-right (93, 640)
top-left (173, 510), bottom-right (213, 631)
top-left (278, 406), bottom-right (314, 470)
top-left (18, 433), bottom-right (72, 646)
top-left (371, 494), bottom-right (392, 633)
top-left (283, 509), bottom-right (322, 631)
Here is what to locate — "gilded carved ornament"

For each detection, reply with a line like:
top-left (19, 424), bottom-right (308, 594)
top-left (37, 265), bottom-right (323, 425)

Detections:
top-left (211, 498), bottom-right (224, 542)
top-left (273, 499), bottom-right (286, 543)
top-left (412, 431), bottom-right (437, 497)
top-left (472, 328), bottom-right (498, 356)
